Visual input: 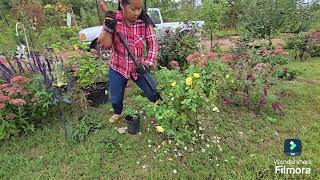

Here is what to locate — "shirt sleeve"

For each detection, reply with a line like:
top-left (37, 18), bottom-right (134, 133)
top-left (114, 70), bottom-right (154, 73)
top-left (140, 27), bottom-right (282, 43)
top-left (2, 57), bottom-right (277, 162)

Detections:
top-left (144, 25), bottom-right (158, 67)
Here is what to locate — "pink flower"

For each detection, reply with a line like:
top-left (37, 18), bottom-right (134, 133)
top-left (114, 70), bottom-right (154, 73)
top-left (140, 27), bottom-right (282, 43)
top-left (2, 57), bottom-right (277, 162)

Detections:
top-left (258, 97), bottom-right (267, 107)
top-left (9, 99), bottom-right (26, 106)
top-left (272, 102), bottom-right (283, 113)
top-left (8, 91), bottom-right (16, 98)
top-left (246, 73), bottom-right (255, 81)
top-left (0, 95), bottom-right (10, 103)
top-left (193, 51), bottom-right (201, 58)
top-left (0, 103), bottom-right (5, 109)
top-left (274, 48), bottom-right (284, 55)
top-left (16, 87), bottom-right (29, 96)
top-left (169, 60), bottom-right (180, 69)
top-left (222, 54), bottom-right (233, 62)
top-left (6, 113), bottom-right (17, 120)
top-left (71, 66), bottom-right (80, 73)
top-left (0, 84), bottom-right (8, 90)
top-left (0, 58), bottom-right (6, 64)
top-left (186, 54), bottom-right (195, 65)
top-left (206, 51), bottom-right (217, 59)
top-left (200, 56), bottom-right (208, 67)
top-left (260, 47), bottom-right (267, 53)
top-left (254, 63), bottom-right (268, 71)
top-left (223, 98), bottom-right (233, 106)
top-left (10, 75), bottom-right (29, 84)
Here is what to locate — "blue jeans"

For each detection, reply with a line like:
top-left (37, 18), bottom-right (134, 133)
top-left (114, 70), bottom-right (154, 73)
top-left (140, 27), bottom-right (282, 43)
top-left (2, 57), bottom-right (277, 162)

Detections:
top-left (109, 68), bottom-right (158, 114)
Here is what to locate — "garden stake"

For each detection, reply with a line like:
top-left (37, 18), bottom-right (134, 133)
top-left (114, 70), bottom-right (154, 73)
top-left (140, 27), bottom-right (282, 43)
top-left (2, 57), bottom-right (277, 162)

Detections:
top-left (116, 32), bottom-right (162, 102)
top-left (58, 87), bottom-right (68, 141)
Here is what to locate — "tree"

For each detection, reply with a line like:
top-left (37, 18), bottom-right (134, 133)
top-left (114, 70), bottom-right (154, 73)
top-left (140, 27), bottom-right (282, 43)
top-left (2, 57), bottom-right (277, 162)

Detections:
top-left (281, 0), bottom-right (312, 33)
top-left (222, 0), bottom-right (242, 29)
top-left (199, 0), bottom-right (226, 49)
top-left (11, 0), bottom-right (45, 28)
top-left (240, 0), bottom-right (286, 44)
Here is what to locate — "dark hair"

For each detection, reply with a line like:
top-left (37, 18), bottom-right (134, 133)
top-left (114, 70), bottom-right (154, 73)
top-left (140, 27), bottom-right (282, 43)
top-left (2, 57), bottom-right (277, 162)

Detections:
top-left (118, 0), bottom-right (155, 27)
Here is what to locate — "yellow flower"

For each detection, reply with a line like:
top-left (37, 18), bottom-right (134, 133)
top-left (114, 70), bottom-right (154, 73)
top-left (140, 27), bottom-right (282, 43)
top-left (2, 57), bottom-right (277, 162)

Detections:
top-left (193, 73), bottom-right (200, 78)
top-left (171, 82), bottom-right (176, 87)
top-left (156, 126), bottom-right (165, 133)
top-left (186, 77), bottom-right (193, 86)
top-left (212, 107), bottom-right (220, 112)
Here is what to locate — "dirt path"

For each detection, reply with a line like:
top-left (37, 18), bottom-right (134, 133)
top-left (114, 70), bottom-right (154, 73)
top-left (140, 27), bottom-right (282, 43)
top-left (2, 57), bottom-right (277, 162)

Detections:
top-left (201, 37), bottom-right (286, 52)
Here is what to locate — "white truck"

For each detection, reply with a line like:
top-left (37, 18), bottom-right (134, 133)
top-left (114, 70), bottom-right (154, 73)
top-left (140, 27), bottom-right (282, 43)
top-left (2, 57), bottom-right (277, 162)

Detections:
top-left (78, 8), bottom-right (204, 50)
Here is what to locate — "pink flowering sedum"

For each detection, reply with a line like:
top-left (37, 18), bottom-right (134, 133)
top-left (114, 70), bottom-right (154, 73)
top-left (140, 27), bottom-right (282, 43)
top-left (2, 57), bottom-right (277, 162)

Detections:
top-left (0, 95), bottom-right (10, 103)
top-left (9, 99), bottom-right (27, 106)
top-left (10, 75), bottom-right (29, 84)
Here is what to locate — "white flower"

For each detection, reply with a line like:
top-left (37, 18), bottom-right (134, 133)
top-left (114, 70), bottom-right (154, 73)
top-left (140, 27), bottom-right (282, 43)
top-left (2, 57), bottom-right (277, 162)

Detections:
top-left (173, 169), bottom-right (177, 174)
top-left (212, 107), bottom-right (220, 112)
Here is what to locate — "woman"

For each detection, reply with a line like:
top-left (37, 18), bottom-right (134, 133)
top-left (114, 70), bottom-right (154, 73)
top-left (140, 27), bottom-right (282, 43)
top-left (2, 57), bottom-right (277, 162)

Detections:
top-left (98, 0), bottom-right (159, 123)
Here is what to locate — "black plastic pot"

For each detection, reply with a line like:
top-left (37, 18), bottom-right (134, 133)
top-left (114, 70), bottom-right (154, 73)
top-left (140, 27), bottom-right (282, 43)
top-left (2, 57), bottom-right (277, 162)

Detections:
top-left (84, 82), bottom-right (109, 107)
top-left (125, 114), bottom-right (140, 135)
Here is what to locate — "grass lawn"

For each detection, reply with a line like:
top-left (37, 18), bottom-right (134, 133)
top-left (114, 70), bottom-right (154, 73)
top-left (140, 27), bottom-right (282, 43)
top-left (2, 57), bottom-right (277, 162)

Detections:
top-left (0, 58), bottom-right (319, 179)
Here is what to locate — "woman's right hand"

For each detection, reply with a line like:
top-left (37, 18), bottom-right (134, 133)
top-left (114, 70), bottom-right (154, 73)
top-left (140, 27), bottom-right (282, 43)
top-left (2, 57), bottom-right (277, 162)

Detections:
top-left (103, 11), bottom-right (116, 33)
top-left (99, 0), bottom-right (108, 14)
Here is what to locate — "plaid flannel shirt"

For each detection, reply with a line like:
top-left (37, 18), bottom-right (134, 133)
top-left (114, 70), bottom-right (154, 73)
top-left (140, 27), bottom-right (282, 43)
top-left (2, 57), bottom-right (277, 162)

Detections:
top-left (109, 10), bottom-right (158, 80)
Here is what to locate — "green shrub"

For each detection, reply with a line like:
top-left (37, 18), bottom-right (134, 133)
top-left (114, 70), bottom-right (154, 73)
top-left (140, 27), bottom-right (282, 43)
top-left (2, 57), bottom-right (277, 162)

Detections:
top-left (72, 54), bottom-right (108, 88)
top-left (70, 113), bottom-right (102, 142)
top-left (310, 45), bottom-right (320, 57)
top-left (158, 25), bottom-right (201, 70)
top-left (275, 67), bottom-right (298, 81)
top-left (39, 27), bottom-right (62, 47)
top-left (0, 75), bottom-right (53, 140)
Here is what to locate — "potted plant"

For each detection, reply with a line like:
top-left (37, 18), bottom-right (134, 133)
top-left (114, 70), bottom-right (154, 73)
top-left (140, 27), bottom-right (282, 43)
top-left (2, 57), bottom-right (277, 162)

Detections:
top-left (73, 54), bottom-right (108, 107)
top-left (123, 106), bottom-right (140, 135)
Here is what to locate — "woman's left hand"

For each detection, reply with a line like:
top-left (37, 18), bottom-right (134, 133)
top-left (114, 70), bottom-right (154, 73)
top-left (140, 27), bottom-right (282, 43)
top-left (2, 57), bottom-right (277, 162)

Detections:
top-left (136, 63), bottom-right (150, 75)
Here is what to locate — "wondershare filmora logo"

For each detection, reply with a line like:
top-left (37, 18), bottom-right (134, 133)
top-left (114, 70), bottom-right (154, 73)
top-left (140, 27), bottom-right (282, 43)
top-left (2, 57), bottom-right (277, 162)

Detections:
top-left (284, 139), bottom-right (302, 156)
top-left (274, 139), bottom-right (312, 175)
